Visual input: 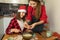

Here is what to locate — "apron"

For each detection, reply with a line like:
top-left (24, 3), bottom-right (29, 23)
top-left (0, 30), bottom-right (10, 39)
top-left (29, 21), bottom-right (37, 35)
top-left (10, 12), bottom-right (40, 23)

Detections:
top-left (31, 16), bottom-right (44, 33)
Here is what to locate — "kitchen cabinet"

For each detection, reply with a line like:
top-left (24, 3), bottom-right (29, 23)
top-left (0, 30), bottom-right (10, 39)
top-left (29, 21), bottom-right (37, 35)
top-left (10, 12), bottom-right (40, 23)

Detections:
top-left (0, 3), bottom-right (28, 16)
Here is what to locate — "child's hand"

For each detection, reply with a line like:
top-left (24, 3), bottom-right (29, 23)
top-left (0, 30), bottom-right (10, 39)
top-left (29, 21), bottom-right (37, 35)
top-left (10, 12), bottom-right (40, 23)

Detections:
top-left (24, 22), bottom-right (30, 29)
top-left (10, 29), bottom-right (21, 33)
top-left (14, 29), bottom-right (21, 33)
top-left (24, 24), bottom-right (31, 29)
top-left (25, 29), bottom-right (32, 32)
top-left (10, 29), bottom-right (15, 32)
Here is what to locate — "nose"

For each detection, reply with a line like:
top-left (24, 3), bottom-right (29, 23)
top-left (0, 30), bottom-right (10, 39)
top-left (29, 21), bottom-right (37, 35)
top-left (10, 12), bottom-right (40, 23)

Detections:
top-left (21, 12), bottom-right (22, 14)
top-left (20, 12), bottom-right (23, 15)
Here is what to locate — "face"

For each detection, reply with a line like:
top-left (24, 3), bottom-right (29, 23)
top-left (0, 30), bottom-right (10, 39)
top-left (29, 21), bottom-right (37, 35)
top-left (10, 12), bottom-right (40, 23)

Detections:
top-left (29, 1), bottom-right (37, 8)
top-left (19, 12), bottom-right (25, 18)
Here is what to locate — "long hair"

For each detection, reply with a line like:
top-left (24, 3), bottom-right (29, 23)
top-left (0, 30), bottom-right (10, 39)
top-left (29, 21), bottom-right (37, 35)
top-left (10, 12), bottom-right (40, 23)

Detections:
top-left (29, 0), bottom-right (41, 19)
top-left (16, 12), bottom-right (26, 21)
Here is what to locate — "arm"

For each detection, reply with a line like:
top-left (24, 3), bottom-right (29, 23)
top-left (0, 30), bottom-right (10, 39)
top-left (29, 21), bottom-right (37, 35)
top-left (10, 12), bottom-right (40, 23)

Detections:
top-left (26, 6), bottom-right (33, 21)
top-left (24, 6), bottom-right (33, 29)
top-left (13, 20), bottom-right (21, 33)
top-left (24, 21), bottom-right (31, 29)
top-left (32, 20), bottom-right (44, 26)
top-left (31, 5), bottom-right (47, 29)
top-left (40, 5), bottom-right (47, 23)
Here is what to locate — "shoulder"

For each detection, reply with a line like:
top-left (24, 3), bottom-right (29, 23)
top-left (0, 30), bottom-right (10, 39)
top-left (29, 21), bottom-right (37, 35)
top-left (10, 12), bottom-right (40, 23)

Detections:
top-left (41, 5), bottom-right (45, 9)
top-left (28, 6), bottom-right (32, 8)
top-left (11, 17), bottom-right (17, 22)
top-left (28, 6), bottom-right (33, 10)
top-left (41, 5), bottom-right (46, 11)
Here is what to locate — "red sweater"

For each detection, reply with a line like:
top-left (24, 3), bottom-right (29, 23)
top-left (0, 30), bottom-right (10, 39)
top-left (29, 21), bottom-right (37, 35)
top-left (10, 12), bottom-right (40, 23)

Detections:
top-left (6, 18), bottom-right (21, 34)
top-left (26, 5), bottom-right (47, 23)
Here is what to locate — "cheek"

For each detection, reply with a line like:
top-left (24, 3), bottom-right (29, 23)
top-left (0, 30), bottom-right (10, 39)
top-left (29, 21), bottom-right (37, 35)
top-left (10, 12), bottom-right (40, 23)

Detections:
top-left (23, 14), bottom-right (25, 16)
top-left (21, 14), bottom-right (25, 16)
top-left (29, 4), bottom-right (34, 7)
top-left (31, 5), bottom-right (36, 8)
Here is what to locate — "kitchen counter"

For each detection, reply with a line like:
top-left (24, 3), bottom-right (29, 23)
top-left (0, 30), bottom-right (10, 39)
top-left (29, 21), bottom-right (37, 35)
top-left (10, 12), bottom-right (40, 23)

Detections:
top-left (0, 16), bottom-right (13, 18)
top-left (2, 33), bottom-right (56, 40)
top-left (0, 16), bottom-right (3, 18)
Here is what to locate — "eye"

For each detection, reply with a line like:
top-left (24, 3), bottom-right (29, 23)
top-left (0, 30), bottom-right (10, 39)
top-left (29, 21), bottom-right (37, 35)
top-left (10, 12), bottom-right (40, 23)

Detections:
top-left (33, 3), bottom-right (35, 5)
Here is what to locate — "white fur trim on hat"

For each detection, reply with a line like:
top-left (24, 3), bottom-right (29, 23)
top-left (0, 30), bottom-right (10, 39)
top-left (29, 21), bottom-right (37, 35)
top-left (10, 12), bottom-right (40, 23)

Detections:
top-left (18, 9), bottom-right (26, 13)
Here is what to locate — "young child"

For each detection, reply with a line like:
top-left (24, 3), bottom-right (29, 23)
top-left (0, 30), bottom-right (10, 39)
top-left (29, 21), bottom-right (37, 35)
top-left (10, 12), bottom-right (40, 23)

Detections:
top-left (6, 5), bottom-right (27, 34)
top-left (25, 0), bottom-right (47, 33)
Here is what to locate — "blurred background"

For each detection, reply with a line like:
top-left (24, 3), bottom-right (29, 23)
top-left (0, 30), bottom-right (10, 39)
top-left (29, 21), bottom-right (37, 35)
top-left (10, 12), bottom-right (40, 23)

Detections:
top-left (0, 0), bottom-right (60, 40)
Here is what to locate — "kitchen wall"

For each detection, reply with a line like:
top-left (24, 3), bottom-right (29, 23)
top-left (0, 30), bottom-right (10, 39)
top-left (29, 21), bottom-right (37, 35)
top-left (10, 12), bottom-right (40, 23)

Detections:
top-left (0, 0), bottom-right (4, 3)
top-left (0, 0), bottom-right (28, 4)
top-left (45, 0), bottom-right (60, 34)
top-left (4, 0), bottom-right (28, 4)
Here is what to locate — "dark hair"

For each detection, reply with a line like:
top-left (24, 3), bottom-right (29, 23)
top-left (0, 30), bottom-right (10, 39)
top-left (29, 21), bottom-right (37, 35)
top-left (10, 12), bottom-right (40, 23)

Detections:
top-left (29, 0), bottom-right (41, 19)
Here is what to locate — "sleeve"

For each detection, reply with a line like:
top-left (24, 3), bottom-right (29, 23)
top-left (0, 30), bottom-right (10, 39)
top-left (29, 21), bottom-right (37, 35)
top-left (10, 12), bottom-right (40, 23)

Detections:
top-left (26, 6), bottom-right (33, 21)
top-left (13, 20), bottom-right (21, 30)
top-left (6, 19), bottom-right (14, 34)
top-left (40, 5), bottom-right (47, 23)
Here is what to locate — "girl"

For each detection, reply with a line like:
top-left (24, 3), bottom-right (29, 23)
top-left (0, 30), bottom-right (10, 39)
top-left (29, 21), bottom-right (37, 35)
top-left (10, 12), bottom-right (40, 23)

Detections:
top-left (25, 0), bottom-right (47, 33)
top-left (6, 5), bottom-right (27, 34)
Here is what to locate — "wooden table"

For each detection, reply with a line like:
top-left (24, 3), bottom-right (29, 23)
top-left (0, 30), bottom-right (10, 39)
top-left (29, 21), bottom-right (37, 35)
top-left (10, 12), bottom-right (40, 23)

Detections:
top-left (2, 33), bottom-right (56, 40)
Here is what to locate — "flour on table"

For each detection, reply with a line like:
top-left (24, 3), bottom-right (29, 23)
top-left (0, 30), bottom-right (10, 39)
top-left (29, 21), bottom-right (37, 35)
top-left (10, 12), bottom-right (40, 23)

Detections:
top-left (14, 35), bottom-right (23, 40)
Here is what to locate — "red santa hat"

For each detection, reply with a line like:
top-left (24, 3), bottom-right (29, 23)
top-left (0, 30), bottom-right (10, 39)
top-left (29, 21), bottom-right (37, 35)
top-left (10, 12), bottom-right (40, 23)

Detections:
top-left (18, 5), bottom-right (26, 13)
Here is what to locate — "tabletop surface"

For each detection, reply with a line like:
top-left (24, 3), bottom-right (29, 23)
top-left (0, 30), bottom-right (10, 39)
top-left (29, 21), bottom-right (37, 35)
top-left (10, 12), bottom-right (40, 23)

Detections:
top-left (2, 33), bottom-right (56, 40)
